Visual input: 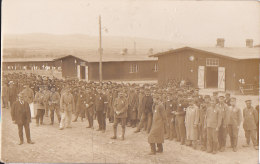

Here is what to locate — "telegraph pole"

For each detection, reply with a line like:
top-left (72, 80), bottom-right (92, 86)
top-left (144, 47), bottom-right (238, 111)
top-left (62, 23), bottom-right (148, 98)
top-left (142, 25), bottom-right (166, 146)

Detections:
top-left (99, 15), bottom-right (103, 82)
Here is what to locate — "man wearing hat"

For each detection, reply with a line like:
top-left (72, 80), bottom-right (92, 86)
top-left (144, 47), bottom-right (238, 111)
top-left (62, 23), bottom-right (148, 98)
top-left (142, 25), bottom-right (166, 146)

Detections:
top-left (73, 87), bottom-right (86, 122)
top-left (217, 94), bottom-right (230, 152)
top-left (11, 92), bottom-right (35, 145)
top-left (48, 86), bottom-right (61, 125)
top-left (34, 85), bottom-right (46, 126)
top-left (227, 97), bottom-right (242, 152)
top-left (242, 100), bottom-right (258, 150)
top-left (111, 90), bottom-right (128, 140)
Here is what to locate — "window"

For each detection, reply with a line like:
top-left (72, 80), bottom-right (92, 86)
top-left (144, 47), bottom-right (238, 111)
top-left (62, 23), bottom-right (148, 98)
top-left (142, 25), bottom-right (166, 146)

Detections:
top-left (129, 64), bottom-right (139, 73)
top-left (206, 58), bottom-right (219, 67)
top-left (154, 63), bottom-right (159, 72)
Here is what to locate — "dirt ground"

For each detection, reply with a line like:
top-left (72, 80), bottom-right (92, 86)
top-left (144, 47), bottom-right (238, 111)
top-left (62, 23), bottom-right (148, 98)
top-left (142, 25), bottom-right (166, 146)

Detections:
top-left (1, 95), bottom-right (259, 164)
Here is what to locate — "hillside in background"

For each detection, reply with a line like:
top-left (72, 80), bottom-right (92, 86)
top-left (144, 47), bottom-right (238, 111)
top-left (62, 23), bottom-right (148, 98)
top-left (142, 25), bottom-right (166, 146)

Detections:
top-left (2, 33), bottom-right (178, 59)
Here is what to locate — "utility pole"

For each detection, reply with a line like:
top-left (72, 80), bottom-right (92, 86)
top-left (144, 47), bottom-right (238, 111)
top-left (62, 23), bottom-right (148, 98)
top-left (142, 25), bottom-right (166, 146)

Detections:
top-left (99, 15), bottom-right (103, 82)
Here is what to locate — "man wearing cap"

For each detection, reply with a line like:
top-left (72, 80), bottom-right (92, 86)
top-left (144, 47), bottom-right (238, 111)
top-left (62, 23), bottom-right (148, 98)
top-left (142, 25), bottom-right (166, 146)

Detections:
top-left (217, 95), bottom-right (230, 152)
top-left (175, 93), bottom-right (188, 145)
top-left (48, 86), bottom-right (61, 125)
top-left (111, 90), bottom-right (128, 140)
top-left (11, 92), bottom-right (35, 145)
top-left (206, 98), bottom-right (222, 154)
top-left (137, 88), bottom-right (145, 124)
top-left (227, 97), bottom-right (242, 152)
top-left (73, 88), bottom-right (86, 122)
top-left (94, 88), bottom-right (107, 132)
top-left (148, 92), bottom-right (168, 155)
top-left (85, 88), bottom-right (95, 128)
top-left (225, 93), bottom-right (231, 106)
top-left (165, 92), bottom-right (177, 140)
top-left (185, 97), bottom-right (200, 149)
top-left (199, 95), bottom-right (210, 151)
top-left (127, 87), bottom-right (138, 128)
top-left (242, 100), bottom-right (258, 150)
top-left (59, 87), bottom-right (75, 130)
top-left (34, 85), bottom-right (46, 126)
top-left (134, 89), bottom-right (153, 134)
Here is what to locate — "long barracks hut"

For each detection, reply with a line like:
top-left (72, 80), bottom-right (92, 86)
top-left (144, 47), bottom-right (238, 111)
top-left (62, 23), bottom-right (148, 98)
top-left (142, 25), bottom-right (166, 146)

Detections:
top-left (151, 39), bottom-right (260, 91)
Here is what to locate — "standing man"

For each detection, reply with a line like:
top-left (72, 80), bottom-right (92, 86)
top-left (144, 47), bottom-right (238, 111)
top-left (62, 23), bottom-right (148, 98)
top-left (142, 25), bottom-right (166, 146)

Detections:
top-left (206, 98), bottom-right (222, 154)
top-left (85, 88), bottom-right (95, 128)
top-left (199, 95), bottom-right (210, 151)
top-left (185, 97), bottom-right (200, 149)
top-left (34, 85), bottom-right (45, 126)
top-left (242, 100), bottom-right (258, 150)
top-left (228, 97), bottom-right (242, 152)
top-left (59, 87), bottom-right (75, 130)
top-left (73, 88), bottom-right (86, 122)
top-left (94, 88), bottom-right (107, 133)
top-left (11, 93), bottom-right (35, 145)
top-left (43, 86), bottom-right (51, 117)
top-left (127, 87), bottom-right (138, 128)
top-left (134, 89), bottom-right (153, 134)
top-left (48, 86), bottom-right (61, 125)
top-left (165, 92), bottom-right (176, 140)
top-left (217, 95), bottom-right (230, 152)
top-left (148, 92), bottom-right (168, 155)
top-left (111, 90), bottom-right (128, 140)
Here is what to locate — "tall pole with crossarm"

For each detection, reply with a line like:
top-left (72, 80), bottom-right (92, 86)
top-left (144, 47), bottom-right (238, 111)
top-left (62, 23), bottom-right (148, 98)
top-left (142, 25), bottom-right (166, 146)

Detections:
top-left (99, 15), bottom-right (103, 82)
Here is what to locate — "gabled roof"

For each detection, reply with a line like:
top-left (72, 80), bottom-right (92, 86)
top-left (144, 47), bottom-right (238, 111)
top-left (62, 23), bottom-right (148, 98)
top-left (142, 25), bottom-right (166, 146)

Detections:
top-left (53, 55), bottom-right (88, 62)
top-left (150, 46), bottom-right (260, 60)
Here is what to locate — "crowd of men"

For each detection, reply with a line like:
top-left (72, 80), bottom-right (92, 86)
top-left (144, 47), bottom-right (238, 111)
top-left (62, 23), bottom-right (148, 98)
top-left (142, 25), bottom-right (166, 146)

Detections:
top-left (2, 72), bottom-right (259, 155)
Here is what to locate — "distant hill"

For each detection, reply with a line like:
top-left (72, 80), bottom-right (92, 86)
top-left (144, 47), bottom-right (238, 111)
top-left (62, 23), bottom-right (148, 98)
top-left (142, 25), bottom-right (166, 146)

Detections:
top-left (2, 33), bottom-right (179, 58)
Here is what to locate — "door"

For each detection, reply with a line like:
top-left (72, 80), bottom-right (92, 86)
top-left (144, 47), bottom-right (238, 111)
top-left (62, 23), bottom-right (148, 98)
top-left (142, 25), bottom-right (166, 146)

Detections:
top-left (218, 67), bottom-right (225, 91)
top-left (77, 65), bottom-right (80, 79)
top-left (198, 66), bottom-right (205, 89)
top-left (85, 66), bottom-right (89, 81)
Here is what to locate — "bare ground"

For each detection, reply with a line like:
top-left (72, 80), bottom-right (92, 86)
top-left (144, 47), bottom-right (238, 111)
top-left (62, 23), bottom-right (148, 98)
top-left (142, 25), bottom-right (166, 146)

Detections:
top-left (1, 95), bottom-right (259, 164)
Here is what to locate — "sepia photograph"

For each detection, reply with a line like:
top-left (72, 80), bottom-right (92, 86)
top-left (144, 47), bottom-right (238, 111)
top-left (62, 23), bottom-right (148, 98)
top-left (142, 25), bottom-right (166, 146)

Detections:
top-left (1, 0), bottom-right (259, 163)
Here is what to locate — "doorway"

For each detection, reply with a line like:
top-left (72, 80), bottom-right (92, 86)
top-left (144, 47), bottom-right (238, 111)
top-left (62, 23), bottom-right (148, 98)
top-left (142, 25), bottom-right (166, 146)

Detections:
top-left (206, 67), bottom-right (218, 88)
top-left (80, 66), bottom-right (85, 79)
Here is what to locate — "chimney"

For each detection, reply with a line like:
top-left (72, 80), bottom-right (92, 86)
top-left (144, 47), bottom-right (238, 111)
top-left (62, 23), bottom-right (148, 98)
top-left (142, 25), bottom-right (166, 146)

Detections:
top-left (216, 38), bottom-right (225, 48)
top-left (246, 39), bottom-right (253, 48)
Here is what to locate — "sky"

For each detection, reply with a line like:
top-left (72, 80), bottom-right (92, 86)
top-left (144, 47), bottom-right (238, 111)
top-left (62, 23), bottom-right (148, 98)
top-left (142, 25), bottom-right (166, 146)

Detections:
top-left (2, 0), bottom-right (260, 47)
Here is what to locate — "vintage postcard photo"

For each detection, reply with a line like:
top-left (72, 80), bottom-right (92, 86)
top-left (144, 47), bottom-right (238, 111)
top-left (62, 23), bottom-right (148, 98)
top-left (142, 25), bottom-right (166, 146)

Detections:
top-left (1, 0), bottom-right (259, 163)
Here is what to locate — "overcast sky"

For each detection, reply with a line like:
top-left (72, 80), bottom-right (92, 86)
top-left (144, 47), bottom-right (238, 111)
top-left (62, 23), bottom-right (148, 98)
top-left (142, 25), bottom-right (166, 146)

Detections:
top-left (2, 0), bottom-right (260, 46)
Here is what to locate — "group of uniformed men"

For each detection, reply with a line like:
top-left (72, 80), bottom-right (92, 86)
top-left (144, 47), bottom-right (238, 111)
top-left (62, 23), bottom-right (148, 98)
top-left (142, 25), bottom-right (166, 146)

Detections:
top-left (2, 72), bottom-right (259, 155)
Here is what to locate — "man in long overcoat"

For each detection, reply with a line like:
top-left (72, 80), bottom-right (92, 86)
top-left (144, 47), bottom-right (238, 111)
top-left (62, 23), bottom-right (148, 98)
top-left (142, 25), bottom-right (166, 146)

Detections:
top-left (185, 97), bottom-right (200, 149)
top-left (11, 92), bottom-right (35, 145)
top-left (148, 92), bottom-right (168, 155)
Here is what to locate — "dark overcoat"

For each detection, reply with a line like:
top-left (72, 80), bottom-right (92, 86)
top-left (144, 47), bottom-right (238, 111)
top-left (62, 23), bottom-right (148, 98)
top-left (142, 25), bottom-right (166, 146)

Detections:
top-left (148, 102), bottom-right (167, 144)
